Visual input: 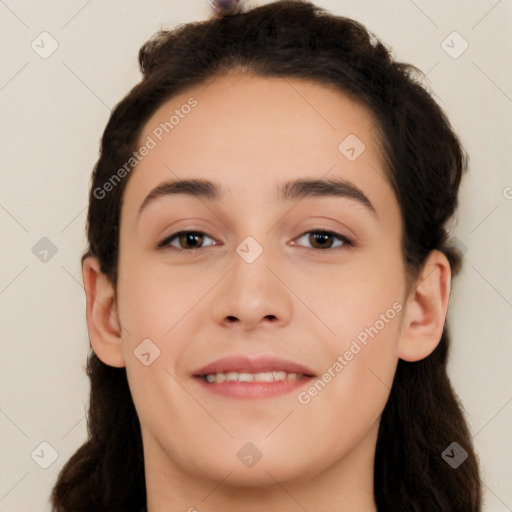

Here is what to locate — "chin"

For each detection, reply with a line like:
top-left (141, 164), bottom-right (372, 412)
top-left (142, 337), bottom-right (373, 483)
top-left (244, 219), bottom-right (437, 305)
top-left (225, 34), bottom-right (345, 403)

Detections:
top-left (187, 446), bottom-right (318, 488)
top-left (204, 463), bottom-right (306, 488)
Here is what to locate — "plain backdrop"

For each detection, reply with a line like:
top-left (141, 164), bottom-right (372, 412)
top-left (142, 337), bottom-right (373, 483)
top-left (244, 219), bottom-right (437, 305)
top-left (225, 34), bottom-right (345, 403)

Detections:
top-left (1, 1), bottom-right (511, 510)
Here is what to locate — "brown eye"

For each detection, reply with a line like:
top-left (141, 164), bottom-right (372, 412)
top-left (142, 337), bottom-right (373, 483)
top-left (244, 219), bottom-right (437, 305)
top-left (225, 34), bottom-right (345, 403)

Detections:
top-left (293, 230), bottom-right (353, 251)
top-left (178, 232), bottom-right (204, 249)
top-left (309, 232), bottom-right (334, 249)
top-left (158, 231), bottom-right (216, 251)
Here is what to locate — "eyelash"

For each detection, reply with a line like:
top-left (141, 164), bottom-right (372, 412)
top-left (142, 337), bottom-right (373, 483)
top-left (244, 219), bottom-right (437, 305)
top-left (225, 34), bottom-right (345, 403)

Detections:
top-left (157, 229), bottom-right (355, 253)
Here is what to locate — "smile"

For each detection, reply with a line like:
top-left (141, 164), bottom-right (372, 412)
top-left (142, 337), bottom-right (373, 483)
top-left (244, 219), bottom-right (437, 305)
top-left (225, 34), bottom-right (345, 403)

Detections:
top-left (193, 354), bottom-right (315, 399)
top-left (201, 371), bottom-right (306, 383)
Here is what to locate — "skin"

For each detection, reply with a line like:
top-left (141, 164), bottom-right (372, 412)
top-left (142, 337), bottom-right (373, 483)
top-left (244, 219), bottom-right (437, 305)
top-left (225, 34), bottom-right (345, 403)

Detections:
top-left (83, 71), bottom-right (451, 512)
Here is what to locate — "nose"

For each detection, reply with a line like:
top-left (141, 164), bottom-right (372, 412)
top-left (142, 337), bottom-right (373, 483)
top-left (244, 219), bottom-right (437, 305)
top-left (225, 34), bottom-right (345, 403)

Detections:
top-left (210, 241), bottom-right (293, 331)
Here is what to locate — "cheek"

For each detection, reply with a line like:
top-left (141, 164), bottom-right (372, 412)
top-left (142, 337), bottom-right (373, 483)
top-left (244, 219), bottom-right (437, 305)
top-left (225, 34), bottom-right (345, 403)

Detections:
top-left (125, 358), bottom-right (202, 463)
top-left (294, 247), bottom-right (404, 408)
top-left (296, 312), bottom-right (402, 458)
top-left (293, 249), bottom-right (405, 344)
top-left (302, 284), bottom-right (403, 403)
top-left (116, 254), bottom-right (217, 345)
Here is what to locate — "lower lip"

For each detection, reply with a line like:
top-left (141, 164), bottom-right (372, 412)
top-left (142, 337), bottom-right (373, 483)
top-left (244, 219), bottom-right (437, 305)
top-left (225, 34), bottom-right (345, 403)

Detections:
top-left (193, 376), bottom-right (313, 399)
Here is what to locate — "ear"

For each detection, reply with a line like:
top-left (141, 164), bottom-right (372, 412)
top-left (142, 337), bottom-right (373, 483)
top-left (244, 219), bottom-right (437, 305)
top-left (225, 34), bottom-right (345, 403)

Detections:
top-left (398, 250), bottom-right (451, 362)
top-left (82, 256), bottom-right (126, 367)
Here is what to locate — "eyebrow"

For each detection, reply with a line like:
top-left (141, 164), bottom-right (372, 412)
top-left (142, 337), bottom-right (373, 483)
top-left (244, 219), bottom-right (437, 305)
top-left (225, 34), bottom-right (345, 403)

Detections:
top-left (137, 177), bottom-right (377, 219)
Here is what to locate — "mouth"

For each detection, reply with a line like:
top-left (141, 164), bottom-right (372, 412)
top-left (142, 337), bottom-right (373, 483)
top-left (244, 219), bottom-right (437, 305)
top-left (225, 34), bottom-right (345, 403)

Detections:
top-left (199, 371), bottom-right (309, 383)
top-left (192, 355), bottom-right (315, 399)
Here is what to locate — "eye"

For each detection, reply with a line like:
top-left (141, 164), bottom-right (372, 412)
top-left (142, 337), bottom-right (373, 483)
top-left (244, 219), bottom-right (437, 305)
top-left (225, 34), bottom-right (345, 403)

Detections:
top-left (292, 230), bottom-right (354, 252)
top-left (157, 230), bottom-right (218, 251)
top-left (157, 229), bottom-right (354, 253)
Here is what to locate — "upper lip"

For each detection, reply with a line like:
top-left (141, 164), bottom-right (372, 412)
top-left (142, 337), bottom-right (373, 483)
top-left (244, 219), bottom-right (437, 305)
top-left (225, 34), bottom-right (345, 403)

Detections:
top-left (193, 355), bottom-right (316, 377)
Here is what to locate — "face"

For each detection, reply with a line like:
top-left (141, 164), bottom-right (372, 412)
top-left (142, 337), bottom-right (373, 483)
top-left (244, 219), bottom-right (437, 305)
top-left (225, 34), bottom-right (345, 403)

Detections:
top-left (115, 72), bottom-right (407, 487)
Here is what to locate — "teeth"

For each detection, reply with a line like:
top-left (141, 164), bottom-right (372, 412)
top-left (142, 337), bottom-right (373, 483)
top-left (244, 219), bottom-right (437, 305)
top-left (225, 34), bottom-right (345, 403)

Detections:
top-left (202, 371), bottom-right (305, 383)
top-left (273, 371), bottom-right (287, 381)
top-left (255, 372), bottom-right (274, 382)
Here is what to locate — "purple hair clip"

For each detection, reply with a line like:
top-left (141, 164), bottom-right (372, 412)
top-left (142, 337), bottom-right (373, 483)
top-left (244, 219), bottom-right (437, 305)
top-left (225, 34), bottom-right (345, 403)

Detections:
top-left (207, 0), bottom-right (242, 16)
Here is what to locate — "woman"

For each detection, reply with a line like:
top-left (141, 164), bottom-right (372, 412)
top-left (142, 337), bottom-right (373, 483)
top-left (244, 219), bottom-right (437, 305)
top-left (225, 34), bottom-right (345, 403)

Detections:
top-left (51, 1), bottom-right (482, 510)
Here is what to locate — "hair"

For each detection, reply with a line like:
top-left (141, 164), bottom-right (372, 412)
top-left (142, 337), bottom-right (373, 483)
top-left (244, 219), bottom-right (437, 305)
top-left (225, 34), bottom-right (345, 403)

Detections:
top-left (51, 1), bottom-right (482, 511)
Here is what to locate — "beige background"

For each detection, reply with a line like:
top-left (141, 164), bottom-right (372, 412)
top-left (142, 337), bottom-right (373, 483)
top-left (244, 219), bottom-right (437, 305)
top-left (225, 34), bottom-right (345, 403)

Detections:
top-left (1, 0), bottom-right (511, 510)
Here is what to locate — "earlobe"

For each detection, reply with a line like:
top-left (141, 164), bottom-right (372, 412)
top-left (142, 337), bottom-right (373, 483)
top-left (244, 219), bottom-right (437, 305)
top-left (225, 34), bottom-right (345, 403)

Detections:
top-left (398, 250), bottom-right (451, 362)
top-left (82, 256), bottom-right (126, 368)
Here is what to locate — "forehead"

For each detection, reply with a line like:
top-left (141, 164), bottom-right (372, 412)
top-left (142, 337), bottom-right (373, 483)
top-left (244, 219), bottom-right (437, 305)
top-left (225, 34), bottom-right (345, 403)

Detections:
top-left (121, 71), bottom-right (393, 223)
top-left (139, 71), bottom-right (379, 153)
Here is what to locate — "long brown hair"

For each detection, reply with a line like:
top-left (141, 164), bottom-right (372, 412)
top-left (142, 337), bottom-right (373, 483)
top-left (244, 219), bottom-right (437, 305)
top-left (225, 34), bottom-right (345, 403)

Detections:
top-left (51, 1), bottom-right (482, 510)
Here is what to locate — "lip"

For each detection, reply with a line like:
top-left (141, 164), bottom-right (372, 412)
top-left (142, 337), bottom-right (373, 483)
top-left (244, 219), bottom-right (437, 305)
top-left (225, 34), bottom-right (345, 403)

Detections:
top-left (192, 354), bottom-right (315, 399)
top-left (193, 354), bottom-right (316, 377)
